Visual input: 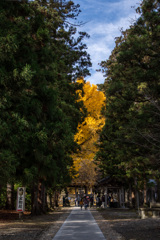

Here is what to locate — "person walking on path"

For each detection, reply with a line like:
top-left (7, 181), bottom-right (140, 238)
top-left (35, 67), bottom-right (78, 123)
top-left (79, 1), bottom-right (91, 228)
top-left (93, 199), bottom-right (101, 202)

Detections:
top-left (79, 199), bottom-right (83, 210)
top-left (75, 197), bottom-right (77, 206)
top-left (52, 206), bottom-right (106, 240)
top-left (89, 195), bottom-right (93, 208)
top-left (84, 197), bottom-right (89, 210)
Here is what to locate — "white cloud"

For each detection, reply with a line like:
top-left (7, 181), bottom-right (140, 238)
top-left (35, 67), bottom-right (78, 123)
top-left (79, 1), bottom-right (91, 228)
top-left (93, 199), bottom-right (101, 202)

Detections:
top-left (88, 42), bottom-right (110, 67)
top-left (87, 13), bottom-right (137, 37)
top-left (73, 0), bottom-right (141, 84)
top-left (86, 71), bottom-right (105, 85)
top-left (84, 12), bottom-right (138, 73)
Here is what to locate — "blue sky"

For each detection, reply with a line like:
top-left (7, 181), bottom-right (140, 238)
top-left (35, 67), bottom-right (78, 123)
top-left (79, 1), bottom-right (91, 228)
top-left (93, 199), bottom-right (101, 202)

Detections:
top-left (72, 0), bottom-right (141, 85)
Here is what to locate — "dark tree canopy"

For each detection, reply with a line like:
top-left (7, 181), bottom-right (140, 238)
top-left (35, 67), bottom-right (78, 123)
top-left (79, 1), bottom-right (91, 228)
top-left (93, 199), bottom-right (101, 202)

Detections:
top-left (96, 0), bottom-right (160, 188)
top-left (0, 0), bottom-right (91, 213)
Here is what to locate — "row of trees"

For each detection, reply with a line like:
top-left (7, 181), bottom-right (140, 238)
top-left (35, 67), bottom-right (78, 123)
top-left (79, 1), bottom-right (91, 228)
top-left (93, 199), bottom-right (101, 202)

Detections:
top-left (0, 0), bottom-right (91, 214)
top-left (96, 0), bottom-right (160, 200)
top-left (2, 0), bottom-right (159, 212)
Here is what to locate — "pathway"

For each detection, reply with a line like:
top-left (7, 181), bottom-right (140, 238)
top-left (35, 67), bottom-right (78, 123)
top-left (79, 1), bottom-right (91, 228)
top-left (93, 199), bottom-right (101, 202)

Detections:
top-left (52, 206), bottom-right (106, 240)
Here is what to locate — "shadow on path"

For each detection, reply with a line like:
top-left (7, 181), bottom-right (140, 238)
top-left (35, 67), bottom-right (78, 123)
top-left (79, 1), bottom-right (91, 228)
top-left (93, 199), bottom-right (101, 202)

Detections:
top-left (52, 207), bottom-right (106, 240)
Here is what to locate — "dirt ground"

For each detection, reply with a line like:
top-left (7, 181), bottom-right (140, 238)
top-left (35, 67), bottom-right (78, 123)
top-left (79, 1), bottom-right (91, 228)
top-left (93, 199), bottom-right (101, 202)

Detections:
top-left (0, 207), bottom-right (160, 240)
top-left (91, 208), bottom-right (160, 240)
top-left (0, 208), bottom-right (71, 240)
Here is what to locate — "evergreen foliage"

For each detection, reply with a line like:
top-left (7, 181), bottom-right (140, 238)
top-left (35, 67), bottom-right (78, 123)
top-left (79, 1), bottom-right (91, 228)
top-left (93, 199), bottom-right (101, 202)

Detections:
top-left (0, 0), bottom-right (91, 213)
top-left (96, 0), bottom-right (160, 189)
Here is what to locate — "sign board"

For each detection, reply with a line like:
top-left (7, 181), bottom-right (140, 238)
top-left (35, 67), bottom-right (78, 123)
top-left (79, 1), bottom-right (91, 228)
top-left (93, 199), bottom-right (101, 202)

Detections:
top-left (16, 187), bottom-right (25, 212)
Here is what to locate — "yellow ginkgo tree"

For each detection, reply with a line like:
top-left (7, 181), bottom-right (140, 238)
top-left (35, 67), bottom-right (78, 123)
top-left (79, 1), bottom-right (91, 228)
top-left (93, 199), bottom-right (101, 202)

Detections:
top-left (71, 77), bottom-right (106, 191)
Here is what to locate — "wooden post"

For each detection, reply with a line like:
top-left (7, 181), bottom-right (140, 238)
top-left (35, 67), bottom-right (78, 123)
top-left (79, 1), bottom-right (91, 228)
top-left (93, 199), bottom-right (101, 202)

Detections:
top-left (143, 181), bottom-right (147, 205)
top-left (19, 212), bottom-right (23, 219)
top-left (134, 178), bottom-right (139, 210)
top-left (129, 184), bottom-right (133, 207)
top-left (6, 183), bottom-right (12, 210)
top-left (121, 187), bottom-right (125, 208)
top-left (105, 187), bottom-right (108, 208)
top-left (119, 188), bottom-right (122, 207)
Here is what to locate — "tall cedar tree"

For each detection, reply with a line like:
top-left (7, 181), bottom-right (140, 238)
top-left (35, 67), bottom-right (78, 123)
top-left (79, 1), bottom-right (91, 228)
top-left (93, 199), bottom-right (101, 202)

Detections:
top-left (96, 0), bottom-right (160, 191)
top-left (0, 0), bottom-right (91, 213)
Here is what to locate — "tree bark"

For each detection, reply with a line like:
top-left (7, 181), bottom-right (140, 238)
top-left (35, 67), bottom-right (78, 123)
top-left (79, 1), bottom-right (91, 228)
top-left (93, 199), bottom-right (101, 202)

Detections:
top-left (134, 178), bottom-right (139, 209)
top-left (143, 181), bottom-right (147, 205)
top-left (157, 181), bottom-right (160, 202)
top-left (41, 183), bottom-right (47, 212)
top-left (129, 184), bottom-right (133, 208)
top-left (31, 182), bottom-right (39, 215)
top-left (31, 181), bottom-right (47, 215)
top-left (6, 183), bottom-right (14, 210)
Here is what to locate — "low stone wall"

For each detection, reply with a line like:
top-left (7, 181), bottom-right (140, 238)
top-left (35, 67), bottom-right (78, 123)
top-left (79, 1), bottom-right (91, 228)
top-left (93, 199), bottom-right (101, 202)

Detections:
top-left (139, 203), bottom-right (160, 219)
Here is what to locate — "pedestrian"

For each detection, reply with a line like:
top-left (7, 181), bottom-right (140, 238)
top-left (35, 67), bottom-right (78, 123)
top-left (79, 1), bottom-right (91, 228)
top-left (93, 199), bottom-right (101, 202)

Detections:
top-left (75, 197), bottom-right (77, 206)
top-left (102, 195), bottom-right (105, 208)
top-left (90, 196), bottom-right (93, 207)
top-left (63, 196), bottom-right (65, 207)
top-left (84, 198), bottom-right (89, 210)
top-left (77, 195), bottom-right (80, 206)
top-left (96, 195), bottom-right (100, 207)
top-left (79, 199), bottom-right (83, 210)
